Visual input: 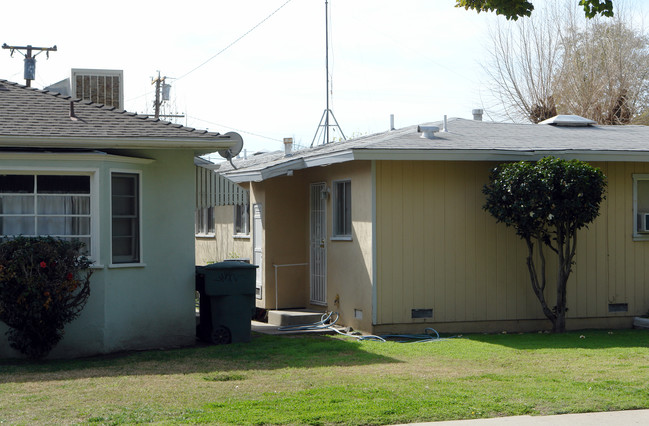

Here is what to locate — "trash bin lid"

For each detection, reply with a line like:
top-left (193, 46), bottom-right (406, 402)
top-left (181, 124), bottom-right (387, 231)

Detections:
top-left (198, 261), bottom-right (258, 271)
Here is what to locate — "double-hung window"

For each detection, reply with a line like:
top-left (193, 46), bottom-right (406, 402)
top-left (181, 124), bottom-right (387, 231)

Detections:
top-left (0, 174), bottom-right (92, 253)
top-left (332, 179), bottom-right (352, 239)
top-left (111, 172), bottom-right (140, 264)
top-left (633, 174), bottom-right (649, 240)
top-left (234, 203), bottom-right (250, 236)
top-left (195, 207), bottom-right (215, 236)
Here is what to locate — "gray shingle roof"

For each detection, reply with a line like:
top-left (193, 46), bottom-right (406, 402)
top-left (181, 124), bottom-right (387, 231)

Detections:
top-left (220, 117), bottom-right (649, 182)
top-left (0, 79), bottom-right (220, 141)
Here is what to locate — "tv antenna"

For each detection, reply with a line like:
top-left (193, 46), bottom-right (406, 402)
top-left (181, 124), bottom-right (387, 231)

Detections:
top-left (2, 43), bottom-right (57, 87)
top-left (311, 0), bottom-right (346, 147)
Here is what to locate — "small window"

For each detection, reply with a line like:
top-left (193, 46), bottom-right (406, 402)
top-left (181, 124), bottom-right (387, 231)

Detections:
top-left (195, 207), bottom-right (215, 235)
top-left (633, 174), bottom-right (649, 239)
top-left (111, 172), bottom-right (140, 264)
top-left (333, 180), bottom-right (351, 238)
top-left (234, 203), bottom-right (250, 236)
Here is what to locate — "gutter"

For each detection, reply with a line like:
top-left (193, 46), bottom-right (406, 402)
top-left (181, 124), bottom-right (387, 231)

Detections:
top-left (0, 135), bottom-right (236, 154)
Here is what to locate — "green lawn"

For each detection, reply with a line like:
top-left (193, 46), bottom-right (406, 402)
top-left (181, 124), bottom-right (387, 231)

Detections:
top-left (1, 330), bottom-right (649, 425)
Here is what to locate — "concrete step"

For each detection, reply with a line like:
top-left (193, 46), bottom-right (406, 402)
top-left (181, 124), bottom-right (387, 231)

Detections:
top-left (267, 309), bottom-right (325, 327)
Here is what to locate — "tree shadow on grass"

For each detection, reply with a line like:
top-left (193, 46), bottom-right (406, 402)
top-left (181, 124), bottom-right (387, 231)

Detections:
top-left (0, 332), bottom-right (401, 384)
top-left (464, 329), bottom-right (649, 350)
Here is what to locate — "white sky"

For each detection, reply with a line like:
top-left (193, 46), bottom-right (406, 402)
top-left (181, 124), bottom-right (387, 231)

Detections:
top-left (1, 0), bottom-right (644, 157)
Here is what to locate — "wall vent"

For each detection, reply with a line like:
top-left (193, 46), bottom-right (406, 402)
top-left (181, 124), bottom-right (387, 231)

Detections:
top-left (608, 303), bottom-right (628, 313)
top-left (411, 308), bottom-right (433, 319)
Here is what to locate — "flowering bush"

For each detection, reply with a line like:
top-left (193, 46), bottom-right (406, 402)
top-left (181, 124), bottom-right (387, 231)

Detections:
top-left (0, 236), bottom-right (92, 359)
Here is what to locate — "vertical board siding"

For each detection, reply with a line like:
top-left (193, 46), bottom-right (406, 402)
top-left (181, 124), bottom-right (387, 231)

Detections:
top-left (195, 165), bottom-right (248, 208)
top-left (375, 160), bottom-right (649, 327)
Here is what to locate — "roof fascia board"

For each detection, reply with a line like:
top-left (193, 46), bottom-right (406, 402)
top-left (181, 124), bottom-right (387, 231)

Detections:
top-left (224, 171), bottom-right (264, 183)
top-left (0, 151), bottom-right (154, 164)
top-left (223, 158), bottom-right (307, 183)
top-left (303, 150), bottom-right (355, 167)
top-left (351, 149), bottom-right (649, 162)
top-left (0, 136), bottom-right (235, 151)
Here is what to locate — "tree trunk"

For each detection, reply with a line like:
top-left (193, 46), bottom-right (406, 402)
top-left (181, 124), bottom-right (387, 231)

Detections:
top-left (525, 237), bottom-right (556, 327)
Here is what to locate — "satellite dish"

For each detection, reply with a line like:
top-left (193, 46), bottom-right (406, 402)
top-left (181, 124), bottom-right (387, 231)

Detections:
top-left (218, 132), bottom-right (243, 159)
top-left (218, 132), bottom-right (244, 170)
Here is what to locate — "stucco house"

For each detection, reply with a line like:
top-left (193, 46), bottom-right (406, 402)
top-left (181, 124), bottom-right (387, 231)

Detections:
top-left (218, 114), bottom-right (649, 335)
top-left (0, 79), bottom-right (238, 358)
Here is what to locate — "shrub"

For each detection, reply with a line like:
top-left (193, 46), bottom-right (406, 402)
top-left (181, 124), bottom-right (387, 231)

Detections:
top-left (0, 236), bottom-right (92, 359)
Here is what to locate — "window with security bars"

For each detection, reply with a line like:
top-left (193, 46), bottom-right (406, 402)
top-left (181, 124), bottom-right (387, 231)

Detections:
top-left (111, 172), bottom-right (140, 264)
top-left (0, 174), bottom-right (92, 254)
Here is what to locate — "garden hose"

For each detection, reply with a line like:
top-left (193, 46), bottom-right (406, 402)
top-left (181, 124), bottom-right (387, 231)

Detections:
top-left (277, 311), bottom-right (455, 343)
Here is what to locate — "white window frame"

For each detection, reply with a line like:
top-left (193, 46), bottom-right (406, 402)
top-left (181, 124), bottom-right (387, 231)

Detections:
top-left (109, 169), bottom-right (143, 267)
top-left (633, 174), bottom-right (649, 241)
top-left (0, 168), bottom-right (100, 262)
top-left (195, 206), bottom-right (215, 237)
top-left (234, 203), bottom-right (250, 238)
top-left (332, 179), bottom-right (352, 240)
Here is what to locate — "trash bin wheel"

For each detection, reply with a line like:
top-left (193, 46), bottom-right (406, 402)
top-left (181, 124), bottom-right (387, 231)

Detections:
top-left (211, 325), bottom-right (232, 345)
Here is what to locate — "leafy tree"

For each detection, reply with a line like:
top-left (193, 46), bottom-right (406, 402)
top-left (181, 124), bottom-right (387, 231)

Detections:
top-left (456, 0), bottom-right (614, 20)
top-left (0, 237), bottom-right (92, 359)
top-left (482, 157), bottom-right (606, 332)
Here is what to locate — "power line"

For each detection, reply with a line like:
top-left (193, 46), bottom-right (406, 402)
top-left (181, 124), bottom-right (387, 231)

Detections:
top-left (126, 0), bottom-right (294, 105)
top-left (176, 0), bottom-right (295, 82)
top-left (187, 115), bottom-right (283, 143)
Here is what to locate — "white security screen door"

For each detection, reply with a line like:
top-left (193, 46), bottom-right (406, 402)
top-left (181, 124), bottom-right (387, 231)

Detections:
top-left (310, 183), bottom-right (327, 305)
top-left (253, 203), bottom-right (263, 299)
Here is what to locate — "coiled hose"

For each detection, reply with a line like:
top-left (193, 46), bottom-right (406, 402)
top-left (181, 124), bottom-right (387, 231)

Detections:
top-left (277, 311), bottom-right (455, 343)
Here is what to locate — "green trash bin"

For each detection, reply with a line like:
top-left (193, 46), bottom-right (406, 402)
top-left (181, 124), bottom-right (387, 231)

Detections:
top-left (196, 261), bottom-right (258, 344)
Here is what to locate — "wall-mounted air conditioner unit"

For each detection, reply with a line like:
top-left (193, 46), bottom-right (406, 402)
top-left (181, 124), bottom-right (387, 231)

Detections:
top-left (638, 212), bottom-right (649, 233)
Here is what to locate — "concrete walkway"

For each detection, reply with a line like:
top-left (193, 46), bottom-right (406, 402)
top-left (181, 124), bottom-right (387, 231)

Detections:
top-left (393, 409), bottom-right (649, 425)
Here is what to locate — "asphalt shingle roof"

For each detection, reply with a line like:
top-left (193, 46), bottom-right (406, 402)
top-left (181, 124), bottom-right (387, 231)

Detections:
top-left (0, 79), bottom-right (219, 140)
top-left (219, 117), bottom-right (649, 181)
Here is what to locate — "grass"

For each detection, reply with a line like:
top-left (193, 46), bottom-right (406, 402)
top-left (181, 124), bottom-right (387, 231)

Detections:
top-left (1, 329), bottom-right (649, 424)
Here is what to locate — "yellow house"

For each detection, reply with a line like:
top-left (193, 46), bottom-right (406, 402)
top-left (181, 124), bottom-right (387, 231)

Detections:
top-left (194, 157), bottom-right (252, 267)
top-left (218, 115), bottom-right (649, 334)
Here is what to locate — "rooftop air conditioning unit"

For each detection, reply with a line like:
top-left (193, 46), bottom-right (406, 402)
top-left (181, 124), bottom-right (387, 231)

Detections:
top-left (638, 213), bottom-right (649, 233)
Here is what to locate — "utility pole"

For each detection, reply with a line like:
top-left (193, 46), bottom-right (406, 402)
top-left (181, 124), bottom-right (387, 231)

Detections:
top-left (151, 71), bottom-right (165, 119)
top-left (2, 43), bottom-right (57, 87)
top-left (151, 71), bottom-right (184, 120)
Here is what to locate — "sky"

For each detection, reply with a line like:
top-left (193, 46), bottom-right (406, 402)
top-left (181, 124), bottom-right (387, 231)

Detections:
top-left (1, 0), bottom-right (642, 158)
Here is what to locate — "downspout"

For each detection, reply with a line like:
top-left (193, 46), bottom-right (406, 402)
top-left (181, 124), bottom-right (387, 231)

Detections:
top-left (371, 160), bottom-right (378, 326)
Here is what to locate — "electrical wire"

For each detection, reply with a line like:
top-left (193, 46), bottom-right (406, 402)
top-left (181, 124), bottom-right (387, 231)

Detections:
top-left (126, 0), bottom-right (296, 104)
top-left (186, 115), bottom-right (283, 143)
top-left (176, 0), bottom-right (296, 82)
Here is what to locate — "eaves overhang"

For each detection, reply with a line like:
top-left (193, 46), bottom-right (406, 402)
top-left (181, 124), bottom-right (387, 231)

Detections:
top-left (0, 150), bottom-right (154, 164)
top-left (223, 157), bottom-right (307, 183)
top-left (221, 147), bottom-right (649, 184)
top-left (351, 149), bottom-right (649, 162)
top-left (0, 134), bottom-right (236, 156)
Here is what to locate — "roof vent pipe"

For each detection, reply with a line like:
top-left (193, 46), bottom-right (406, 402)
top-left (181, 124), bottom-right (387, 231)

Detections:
top-left (472, 108), bottom-right (483, 121)
top-left (390, 114), bottom-right (395, 131)
top-left (284, 137), bottom-right (294, 156)
top-left (69, 101), bottom-right (78, 121)
top-left (417, 125), bottom-right (440, 139)
top-left (442, 115), bottom-right (448, 132)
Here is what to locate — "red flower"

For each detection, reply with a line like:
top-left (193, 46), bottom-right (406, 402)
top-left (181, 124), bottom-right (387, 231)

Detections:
top-left (66, 273), bottom-right (74, 281)
top-left (39, 261), bottom-right (47, 268)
